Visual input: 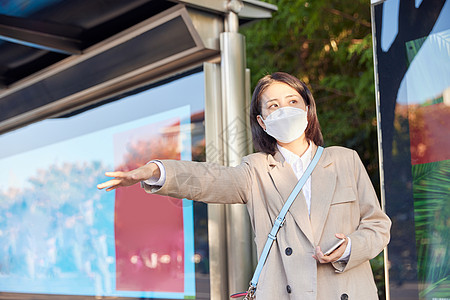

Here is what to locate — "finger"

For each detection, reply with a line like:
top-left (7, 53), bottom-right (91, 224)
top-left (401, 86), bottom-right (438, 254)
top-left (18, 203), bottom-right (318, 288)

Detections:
top-left (316, 246), bottom-right (339, 263)
top-left (315, 246), bottom-right (323, 256)
top-left (320, 252), bottom-right (334, 263)
top-left (97, 181), bottom-right (113, 189)
top-left (106, 186), bottom-right (118, 192)
top-left (326, 249), bottom-right (344, 262)
top-left (97, 179), bottom-right (122, 190)
top-left (335, 233), bottom-right (346, 239)
top-left (334, 233), bottom-right (349, 250)
top-left (316, 256), bottom-right (329, 263)
top-left (105, 171), bottom-right (126, 177)
top-left (313, 254), bottom-right (327, 263)
top-left (314, 247), bottom-right (326, 263)
top-left (326, 242), bottom-right (348, 262)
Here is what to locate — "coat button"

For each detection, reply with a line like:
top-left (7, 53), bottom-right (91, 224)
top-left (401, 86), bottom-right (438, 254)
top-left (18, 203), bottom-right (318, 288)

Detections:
top-left (341, 293), bottom-right (348, 300)
top-left (285, 247), bottom-right (293, 256)
top-left (286, 285), bottom-right (292, 293)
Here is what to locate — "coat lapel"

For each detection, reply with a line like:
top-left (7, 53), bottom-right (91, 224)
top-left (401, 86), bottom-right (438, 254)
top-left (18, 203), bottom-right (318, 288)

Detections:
top-left (267, 151), bottom-right (315, 246)
top-left (309, 148), bottom-right (336, 244)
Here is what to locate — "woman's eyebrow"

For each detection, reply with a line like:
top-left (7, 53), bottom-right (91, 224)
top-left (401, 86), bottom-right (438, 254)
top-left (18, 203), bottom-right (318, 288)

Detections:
top-left (265, 98), bottom-right (278, 103)
top-left (264, 95), bottom-right (299, 104)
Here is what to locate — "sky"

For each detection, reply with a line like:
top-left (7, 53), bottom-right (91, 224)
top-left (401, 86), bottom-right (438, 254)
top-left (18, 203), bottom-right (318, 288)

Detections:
top-left (0, 72), bottom-right (204, 191)
top-left (380, 0), bottom-right (450, 105)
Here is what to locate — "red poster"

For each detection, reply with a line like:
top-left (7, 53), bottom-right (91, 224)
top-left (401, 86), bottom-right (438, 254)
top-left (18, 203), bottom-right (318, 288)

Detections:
top-left (408, 102), bottom-right (450, 165)
top-left (113, 119), bottom-right (185, 292)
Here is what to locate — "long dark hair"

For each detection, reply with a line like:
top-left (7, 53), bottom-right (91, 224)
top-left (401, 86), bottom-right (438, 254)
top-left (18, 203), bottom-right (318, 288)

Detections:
top-left (250, 72), bottom-right (323, 155)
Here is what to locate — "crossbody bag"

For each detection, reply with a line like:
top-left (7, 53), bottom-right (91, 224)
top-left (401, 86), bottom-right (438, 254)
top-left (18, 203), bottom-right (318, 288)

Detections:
top-left (230, 146), bottom-right (324, 299)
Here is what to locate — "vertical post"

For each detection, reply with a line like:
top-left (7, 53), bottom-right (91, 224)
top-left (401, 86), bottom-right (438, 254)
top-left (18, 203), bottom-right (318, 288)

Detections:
top-left (370, 3), bottom-right (390, 300)
top-left (204, 62), bottom-right (229, 300)
top-left (220, 0), bottom-right (253, 295)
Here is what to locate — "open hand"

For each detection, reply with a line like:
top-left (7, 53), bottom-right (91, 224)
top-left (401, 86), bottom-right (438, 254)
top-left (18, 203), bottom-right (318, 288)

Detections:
top-left (97, 163), bottom-right (159, 192)
top-left (312, 233), bottom-right (348, 263)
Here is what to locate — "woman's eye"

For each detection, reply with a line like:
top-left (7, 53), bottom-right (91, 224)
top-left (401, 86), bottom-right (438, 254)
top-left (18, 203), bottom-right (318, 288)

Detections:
top-left (290, 100), bottom-right (298, 104)
top-left (268, 104), bottom-right (278, 109)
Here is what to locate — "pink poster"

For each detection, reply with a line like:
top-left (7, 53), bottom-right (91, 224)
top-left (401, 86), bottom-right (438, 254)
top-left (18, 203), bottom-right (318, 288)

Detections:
top-left (113, 118), bottom-right (185, 292)
top-left (407, 102), bottom-right (450, 165)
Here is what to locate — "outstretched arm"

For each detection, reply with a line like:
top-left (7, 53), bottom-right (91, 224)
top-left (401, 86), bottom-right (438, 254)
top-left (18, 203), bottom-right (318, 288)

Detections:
top-left (98, 158), bottom-right (253, 204)
top-left (142, 159), bottom-right (253, 204)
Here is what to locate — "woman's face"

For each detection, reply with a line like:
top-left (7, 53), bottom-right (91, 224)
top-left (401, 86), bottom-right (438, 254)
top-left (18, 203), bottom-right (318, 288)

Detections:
top-left (257, 82), bottom-right (307, 131)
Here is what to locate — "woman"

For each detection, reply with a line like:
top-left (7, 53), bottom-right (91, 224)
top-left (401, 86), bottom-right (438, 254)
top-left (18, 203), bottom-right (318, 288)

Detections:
top-left (98, 72), bottom-right (391, 300)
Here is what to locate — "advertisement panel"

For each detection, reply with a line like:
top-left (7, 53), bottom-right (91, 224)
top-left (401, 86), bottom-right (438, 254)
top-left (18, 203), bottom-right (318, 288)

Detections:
top-left (0, 71), bottom-right (209, 299)
top-left (372, 1), bottom-right (449, 299)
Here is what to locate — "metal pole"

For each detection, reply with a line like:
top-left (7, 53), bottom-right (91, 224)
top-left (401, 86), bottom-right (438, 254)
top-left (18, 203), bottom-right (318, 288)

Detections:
top-left (204, 62), bottom-right (229, 300)
top-left (370, 3), bottom-right (390, 300)
top-left (220, 0), bottom-right (253, 295)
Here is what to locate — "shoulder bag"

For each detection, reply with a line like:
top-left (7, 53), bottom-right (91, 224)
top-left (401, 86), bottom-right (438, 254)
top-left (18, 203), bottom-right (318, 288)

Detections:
top-left (230, 146), bottom-right (324, 299)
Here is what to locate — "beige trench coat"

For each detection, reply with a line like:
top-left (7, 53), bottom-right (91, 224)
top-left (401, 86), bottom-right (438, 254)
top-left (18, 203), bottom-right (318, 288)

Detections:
top-left (142, 144), bottom-right (391, 300)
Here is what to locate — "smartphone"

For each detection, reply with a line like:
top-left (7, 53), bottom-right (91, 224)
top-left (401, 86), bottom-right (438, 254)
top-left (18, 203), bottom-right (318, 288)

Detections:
top-left (323, 238), bottom-right (345, 256)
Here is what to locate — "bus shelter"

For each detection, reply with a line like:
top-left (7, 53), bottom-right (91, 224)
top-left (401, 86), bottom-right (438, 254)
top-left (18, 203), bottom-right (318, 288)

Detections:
top-left (0, 1), bottom-right (277, 299)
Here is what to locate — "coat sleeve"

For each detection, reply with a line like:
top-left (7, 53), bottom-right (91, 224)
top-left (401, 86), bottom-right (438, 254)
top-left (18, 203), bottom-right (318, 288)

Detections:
top-left (333, 150), bottom-right (391, 272)
top-left (141, 158), bottom-right (253, 204)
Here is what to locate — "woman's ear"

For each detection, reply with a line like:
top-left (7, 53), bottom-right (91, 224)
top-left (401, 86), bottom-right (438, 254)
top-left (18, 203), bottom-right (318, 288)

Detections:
top-left (256, 115), bottom-right (266, 131)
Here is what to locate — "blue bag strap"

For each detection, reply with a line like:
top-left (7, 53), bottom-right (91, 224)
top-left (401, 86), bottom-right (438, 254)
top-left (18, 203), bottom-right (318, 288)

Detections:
top-left (249, 146), bottom-right (324, 289)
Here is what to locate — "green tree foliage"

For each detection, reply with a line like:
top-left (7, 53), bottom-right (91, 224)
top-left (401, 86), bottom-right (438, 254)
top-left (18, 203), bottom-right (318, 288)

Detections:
top-left (241, 0), bottom-right (379, 189)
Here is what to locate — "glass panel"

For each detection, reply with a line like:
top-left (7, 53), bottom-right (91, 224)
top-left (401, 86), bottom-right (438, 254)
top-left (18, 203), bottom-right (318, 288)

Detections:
top-left (0, 71), bottom-right (209, 299)
top-left (372, 1), bottom-right (450, 299)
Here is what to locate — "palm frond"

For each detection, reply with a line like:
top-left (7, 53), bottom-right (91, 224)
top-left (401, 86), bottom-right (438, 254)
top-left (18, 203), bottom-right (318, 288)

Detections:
top-left (412, 159), bottom-right (450, 298)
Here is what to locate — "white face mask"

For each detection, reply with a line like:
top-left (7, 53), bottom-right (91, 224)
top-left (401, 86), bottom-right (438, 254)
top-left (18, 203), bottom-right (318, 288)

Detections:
top-left (259, 107), bottom-right (308, 143)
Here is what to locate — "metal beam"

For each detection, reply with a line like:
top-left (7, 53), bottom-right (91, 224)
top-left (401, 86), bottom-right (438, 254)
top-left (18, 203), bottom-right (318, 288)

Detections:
top-left (173, 0), bottom-right (277, 19)
top-left (239, 0), bottom-right (278, 19)
top-left (0, 5), bottom-right (221, 134)
top-left (0, 14), bottom-right (83, 55)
